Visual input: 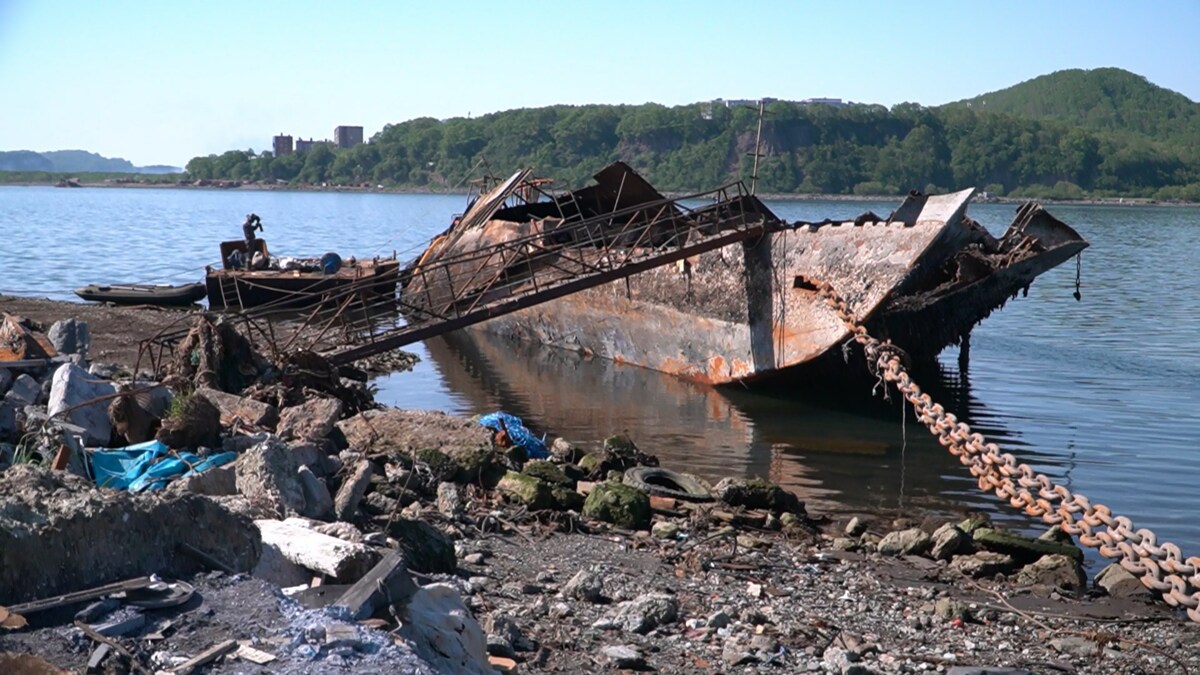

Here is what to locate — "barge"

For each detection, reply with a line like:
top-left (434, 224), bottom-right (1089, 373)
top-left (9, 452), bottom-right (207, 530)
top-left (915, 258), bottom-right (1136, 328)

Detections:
top-left (402, 163), bottom-right (1088, 386)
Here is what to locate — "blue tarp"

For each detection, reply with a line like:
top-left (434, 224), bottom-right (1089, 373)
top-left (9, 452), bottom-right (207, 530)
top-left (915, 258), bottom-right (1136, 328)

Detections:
top-left (90, 440), bottom-right (238, 493)
top-left (477, 412), bottom-right (549, 459)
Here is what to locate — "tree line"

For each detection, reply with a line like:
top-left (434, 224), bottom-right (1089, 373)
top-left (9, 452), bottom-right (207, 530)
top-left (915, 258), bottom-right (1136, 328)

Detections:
top-left (184, 100), bottom-right (1200, 201)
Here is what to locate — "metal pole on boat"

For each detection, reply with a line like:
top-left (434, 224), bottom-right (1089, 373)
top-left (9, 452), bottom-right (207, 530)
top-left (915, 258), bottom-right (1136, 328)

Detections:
top-left (750, 99), bottom-right (764, 196)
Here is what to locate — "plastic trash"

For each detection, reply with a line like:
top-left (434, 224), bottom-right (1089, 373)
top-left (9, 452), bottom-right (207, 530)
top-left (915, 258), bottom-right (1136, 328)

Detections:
top-left (90, 439), bottom-right (237, 492)
top-left (476, 412), bottom-right (549, 459)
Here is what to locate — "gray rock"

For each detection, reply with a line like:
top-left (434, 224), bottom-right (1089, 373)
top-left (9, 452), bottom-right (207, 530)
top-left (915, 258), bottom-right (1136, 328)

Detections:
top-left (485, 634), bottom-right (514, 658)
top-left (712, 476), bottom-right (803, 514)
top-left (651, 520), bottom-right (679, 539)
top-left (48, 319), bottom-right (90, 359)
top-left (602, 644), bottom-right (646, 669)
top-left (832, 537), bottom-right (859, 551)
top-left (973, 526), bottom-right (1083, 563)
top-left (1049, 636), bottom-right (1098, 658)
top-left (845, 516), bottom-right (868, 537)
top-left (935, 597), bottom-right (973, 622)
top-left (0, 403), bottom-right (17, 441)
top-left (484, 613), bottom-right (522, 652)
top-left (297, 465), bottom-right (334, 520)
top-left (47, 364), bottom-right (114, 445)
top-left (276, 397), bottom-right (343, 443)
top-left (723, 638), bottom-right (760, 666)
top-left (823, 646), bottom-right (856, 670)
top-left (562, 568), bottom-right (606, 603)
top-left (334, 459), bottom-right (374, 521)
top-left (877, 528), bottom-right (932, 556)
top-left (0, 368), bottom-right (12, 396)
top-left (1015, 553), bottom-right (1086, 592)
top-left (615, 592), bottom-right (678, 634)
top-left (1094, 562), bottom-right (1153, 599)
top-left (0, 465), bottom-right (260, 604)
top-left (192, 387), bottom-right (279, 429)
top-left (166, 463), bottom-right (237, 497)
top-left (235, 437), bottom-right (307, 517)
top-left (7, 373), bottom-right (44, 408)
top-left (949, 551), bottom-right (1017, 578)
top-left (436, 481), bottom-right (465, 519)
top-left (931, 523), bottom-right (968, 560)
top-left (706, 610), bottom-right (731, 629)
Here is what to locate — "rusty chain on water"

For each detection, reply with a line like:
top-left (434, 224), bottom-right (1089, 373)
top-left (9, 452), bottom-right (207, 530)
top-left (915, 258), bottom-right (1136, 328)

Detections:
top-left (816, 281), bottom-right (1200, 624)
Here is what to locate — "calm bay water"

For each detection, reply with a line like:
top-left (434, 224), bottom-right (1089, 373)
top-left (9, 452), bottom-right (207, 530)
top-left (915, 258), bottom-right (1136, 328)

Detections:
top-left (2, 185), bottom-right (1197, 557)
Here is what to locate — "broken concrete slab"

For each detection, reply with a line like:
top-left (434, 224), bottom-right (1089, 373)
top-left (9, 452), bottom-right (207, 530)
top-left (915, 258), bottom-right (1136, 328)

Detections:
top-left (0, 465), bottom-right (260, 605)
top-left (193, 387), bottom-right (279, 429)
top-left (277, 397), bottom-right (343, 443)
top-left (166, 463), bottom-right (238, 498)
top-left (235, 437), bottom-right (307, 518)
top-left (254, 518), bottom-right (378, 581)
top-left (298, 464), bottom-right (334, 520)
top-left (337, 408), bottom-right (492, 456)
top-left (334, 459), bottom-right (373, 522)
top-left (47, 363), bottom-right (115, 445)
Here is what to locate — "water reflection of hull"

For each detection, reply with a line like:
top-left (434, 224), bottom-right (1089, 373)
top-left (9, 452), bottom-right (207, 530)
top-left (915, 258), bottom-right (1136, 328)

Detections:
top-left (423, 330), bottom-right (764, 482)
top-left (421, 328), bottom-right (1069, 520)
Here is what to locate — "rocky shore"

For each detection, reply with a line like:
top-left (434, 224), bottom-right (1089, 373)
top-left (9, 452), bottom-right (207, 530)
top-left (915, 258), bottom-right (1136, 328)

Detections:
top-left (0, 306), bottom-right (1197, 674)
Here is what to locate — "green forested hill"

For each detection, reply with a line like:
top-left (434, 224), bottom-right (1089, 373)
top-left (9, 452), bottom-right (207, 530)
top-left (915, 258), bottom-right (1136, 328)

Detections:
top-left (184, 69), bottom-right (1200, 200)
top-left (944, 68), bottom-right (1200, 149)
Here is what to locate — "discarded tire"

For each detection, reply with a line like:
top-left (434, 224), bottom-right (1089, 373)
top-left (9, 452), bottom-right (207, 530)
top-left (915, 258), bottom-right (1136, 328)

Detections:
top-left (622, 467), bottom-right (713, 503)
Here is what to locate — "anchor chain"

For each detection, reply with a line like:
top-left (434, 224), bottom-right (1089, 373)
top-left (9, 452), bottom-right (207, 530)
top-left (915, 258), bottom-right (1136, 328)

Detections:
top-left (816, 281), bottom-right (1200, 623)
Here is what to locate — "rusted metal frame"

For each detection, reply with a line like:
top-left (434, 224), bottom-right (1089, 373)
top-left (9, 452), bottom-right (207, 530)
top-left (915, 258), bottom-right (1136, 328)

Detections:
top-left (432, 242), bottom-right (520, 317)
top-left (407, 183), bottom-right (757, 320)
top-left (455, 243), bottom-right (547, 317)
top-left (328, 221), bottom-right (768, 366)
top-left (454, 209), bottom-right (666, 318)
top-left (614, 204), bottom-right (675, 269)
top-left (522, 241), bottom-right (605, 276)
top-left (303, 292), bottom-right (360, 352)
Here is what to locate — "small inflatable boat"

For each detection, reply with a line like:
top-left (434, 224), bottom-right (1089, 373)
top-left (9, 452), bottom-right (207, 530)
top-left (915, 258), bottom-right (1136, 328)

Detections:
top-left (74, 282), bottom-right (207, 307)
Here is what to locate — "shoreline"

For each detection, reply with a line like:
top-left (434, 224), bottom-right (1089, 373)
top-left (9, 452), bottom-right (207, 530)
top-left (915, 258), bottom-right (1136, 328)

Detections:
top-left (2, 297), bottom-right (1199, 673)
top-left (4, 177), bottom-right (1198, 208)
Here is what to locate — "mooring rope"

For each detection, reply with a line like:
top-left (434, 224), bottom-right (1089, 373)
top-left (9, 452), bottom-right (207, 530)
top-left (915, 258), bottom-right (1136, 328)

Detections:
top-left (817, 280), bottom-right (1200, 623)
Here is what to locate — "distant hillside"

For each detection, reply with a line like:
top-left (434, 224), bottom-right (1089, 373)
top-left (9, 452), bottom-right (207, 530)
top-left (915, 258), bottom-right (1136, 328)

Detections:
top-left (183, 69), bottom-right (1200, 201)
top-left (0, 150), bottom-right (53, 172)
top-left (943, 68), bottom-right (1200, 150)
top-left (0, 149), bottom-right (180, 174)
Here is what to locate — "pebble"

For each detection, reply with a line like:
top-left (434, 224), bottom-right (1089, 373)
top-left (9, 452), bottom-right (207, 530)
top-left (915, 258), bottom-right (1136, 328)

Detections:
top-left (601, 644), bottom-right (646, 669)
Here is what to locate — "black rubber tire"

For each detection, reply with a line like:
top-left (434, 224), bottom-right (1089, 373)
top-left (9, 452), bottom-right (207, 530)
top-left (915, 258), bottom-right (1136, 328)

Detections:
top-left (622, 466), bottom-right (714, 502)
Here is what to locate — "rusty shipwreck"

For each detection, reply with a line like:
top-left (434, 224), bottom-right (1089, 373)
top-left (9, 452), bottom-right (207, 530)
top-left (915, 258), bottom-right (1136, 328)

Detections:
top-left (361, 162), bottom-right (1087, 386)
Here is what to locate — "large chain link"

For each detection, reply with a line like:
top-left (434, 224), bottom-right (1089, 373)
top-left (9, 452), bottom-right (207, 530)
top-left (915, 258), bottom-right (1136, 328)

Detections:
top-left (817, 281), bottom-right (1200, 623)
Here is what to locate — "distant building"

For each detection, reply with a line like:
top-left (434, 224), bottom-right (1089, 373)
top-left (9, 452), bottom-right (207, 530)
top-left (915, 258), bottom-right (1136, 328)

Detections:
top-left (295, 137), bottom-right (314, 153)
top-left (800, 97), bottom-right (847, 108)
top-left (273, 134), bottom-right (293, 156)
top-left (334, 126), bottom-right (364, 148)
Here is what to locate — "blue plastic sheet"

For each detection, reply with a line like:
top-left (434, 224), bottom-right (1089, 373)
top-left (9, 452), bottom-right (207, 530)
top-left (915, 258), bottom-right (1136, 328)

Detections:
top-left (90, 440), bottom-right (237, 493)
top-left (477, 412), bottom-right (549, 459)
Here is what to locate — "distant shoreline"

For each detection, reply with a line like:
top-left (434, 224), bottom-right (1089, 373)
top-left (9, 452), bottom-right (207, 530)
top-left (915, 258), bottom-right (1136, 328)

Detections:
top-left (4, 176), bottom-right (1197, 208)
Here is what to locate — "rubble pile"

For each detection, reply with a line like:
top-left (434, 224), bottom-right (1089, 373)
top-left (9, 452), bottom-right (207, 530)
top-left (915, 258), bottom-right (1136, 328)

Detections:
top-left (1, 313), bottom-right (1198, 673)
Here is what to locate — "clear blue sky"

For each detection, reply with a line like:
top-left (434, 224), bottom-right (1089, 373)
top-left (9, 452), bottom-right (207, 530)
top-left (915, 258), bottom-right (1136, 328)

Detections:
top-left (1, 0), bottom-right (1197, 167)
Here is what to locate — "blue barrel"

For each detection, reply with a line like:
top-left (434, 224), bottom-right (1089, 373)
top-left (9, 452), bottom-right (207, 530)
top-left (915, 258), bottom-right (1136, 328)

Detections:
top-left (320, 252), bottom-right (343, 275)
